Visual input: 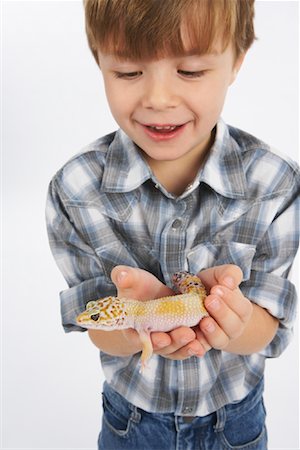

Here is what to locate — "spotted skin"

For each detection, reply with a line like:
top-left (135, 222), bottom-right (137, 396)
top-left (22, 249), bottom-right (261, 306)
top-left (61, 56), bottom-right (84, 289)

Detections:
top-left (76, 271), bottom-right (208, 372)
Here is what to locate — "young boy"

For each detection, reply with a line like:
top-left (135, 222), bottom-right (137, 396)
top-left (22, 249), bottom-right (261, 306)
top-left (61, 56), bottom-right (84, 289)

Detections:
top-left (46, 1), bottom-right (299, 449)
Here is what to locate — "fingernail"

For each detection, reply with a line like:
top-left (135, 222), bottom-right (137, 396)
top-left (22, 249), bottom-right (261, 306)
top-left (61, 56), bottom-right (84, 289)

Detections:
top-left (207, 297), bottom-right (220, 311)
top-left (213, 287), bottom-right (224, 297)
top-left (117, 270), bottom-right (128, 283)
top-left (205, 322), bottom-right (216, 333)
top-left (223, 276), bottom-right (235, 289)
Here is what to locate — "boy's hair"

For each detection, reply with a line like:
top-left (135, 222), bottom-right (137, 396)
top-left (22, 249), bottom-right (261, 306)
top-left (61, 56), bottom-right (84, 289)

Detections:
top-left (84, 0), bottom-right (255, 63)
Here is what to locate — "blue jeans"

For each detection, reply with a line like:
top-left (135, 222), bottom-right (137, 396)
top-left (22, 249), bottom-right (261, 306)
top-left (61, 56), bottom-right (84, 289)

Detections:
top-left (98, 378), bottom-right (267, 450)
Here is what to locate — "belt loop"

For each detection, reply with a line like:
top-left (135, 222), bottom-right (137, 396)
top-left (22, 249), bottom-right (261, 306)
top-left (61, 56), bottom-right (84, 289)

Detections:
top-left (129, 404), bottom-right (142, 423)
top-left (214, 406), bottom-right (226, 432)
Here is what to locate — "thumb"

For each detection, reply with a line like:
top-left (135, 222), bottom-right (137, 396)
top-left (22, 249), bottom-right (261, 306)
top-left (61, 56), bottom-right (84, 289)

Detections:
top-left (198, 264), bottom-right (243, 292)
top-left (111, 265), bottom-right (173, 301)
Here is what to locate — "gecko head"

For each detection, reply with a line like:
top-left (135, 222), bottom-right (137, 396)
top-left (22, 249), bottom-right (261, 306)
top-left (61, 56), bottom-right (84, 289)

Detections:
top-left (172, 271), bottom-right (190, 284)
top-left (76, 297), bottom-right (127, 329)
top-left (172, 271), bottom-right (206, 296)
top-left (172, 271), bottom-right (192, 291)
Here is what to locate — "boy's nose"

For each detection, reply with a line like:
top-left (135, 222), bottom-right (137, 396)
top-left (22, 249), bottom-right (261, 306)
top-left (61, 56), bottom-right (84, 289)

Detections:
top-left (142, 78), bottom-right (179, 111)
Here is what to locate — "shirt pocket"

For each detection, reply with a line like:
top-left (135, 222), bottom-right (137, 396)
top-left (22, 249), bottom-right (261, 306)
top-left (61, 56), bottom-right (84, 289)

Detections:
top-left (95, 240), bottom-right (160, 280)
top-left (187, 241), bottom-right (256, 281)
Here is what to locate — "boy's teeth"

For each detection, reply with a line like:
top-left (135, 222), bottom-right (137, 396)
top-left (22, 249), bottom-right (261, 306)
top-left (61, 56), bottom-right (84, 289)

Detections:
top-left (150, 125), bottom-right (177, 131)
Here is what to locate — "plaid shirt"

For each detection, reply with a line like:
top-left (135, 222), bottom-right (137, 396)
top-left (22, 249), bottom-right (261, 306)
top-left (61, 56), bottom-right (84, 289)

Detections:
top-left (46, 119), bottom-right (299, 416)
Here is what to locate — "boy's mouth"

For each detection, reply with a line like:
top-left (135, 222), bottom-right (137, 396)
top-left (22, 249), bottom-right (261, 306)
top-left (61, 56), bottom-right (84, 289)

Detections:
top-left (141, 123), bottom-right (186, 141)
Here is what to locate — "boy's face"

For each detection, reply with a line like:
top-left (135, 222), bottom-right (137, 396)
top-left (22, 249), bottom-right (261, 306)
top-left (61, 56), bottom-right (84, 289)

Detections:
top-left (98, 41), bottom-right (244, 168)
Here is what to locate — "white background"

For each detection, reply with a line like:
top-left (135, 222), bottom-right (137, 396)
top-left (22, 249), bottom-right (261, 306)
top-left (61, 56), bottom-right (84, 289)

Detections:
top-left (2, 1), bottom-right (299, 449)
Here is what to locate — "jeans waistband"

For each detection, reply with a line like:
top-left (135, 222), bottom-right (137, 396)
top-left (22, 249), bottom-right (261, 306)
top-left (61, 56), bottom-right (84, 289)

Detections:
top-left (103, 376), bottom-right (264, 427)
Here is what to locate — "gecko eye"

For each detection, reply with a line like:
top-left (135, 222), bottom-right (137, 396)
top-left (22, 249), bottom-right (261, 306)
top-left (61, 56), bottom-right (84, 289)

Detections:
top-left (91, 313), bottom-right (100, 322)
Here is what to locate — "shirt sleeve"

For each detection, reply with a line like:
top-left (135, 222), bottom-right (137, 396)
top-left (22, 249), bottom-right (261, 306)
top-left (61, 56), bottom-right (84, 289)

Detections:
top-left (46, 178), bottom-right (116, 333)
top-left (240, 174), bottom-right (300, 357)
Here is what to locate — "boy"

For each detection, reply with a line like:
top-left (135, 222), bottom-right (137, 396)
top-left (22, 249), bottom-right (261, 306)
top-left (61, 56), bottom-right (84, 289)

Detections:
top-left (46, 1), bottom-right (299, 449)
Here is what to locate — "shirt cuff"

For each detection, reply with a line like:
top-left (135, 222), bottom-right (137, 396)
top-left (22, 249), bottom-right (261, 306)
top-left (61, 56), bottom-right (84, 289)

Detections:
top-left (240, 270), bottom-right (297, 357)
top-left (60, 276), bottom-right (116, 333)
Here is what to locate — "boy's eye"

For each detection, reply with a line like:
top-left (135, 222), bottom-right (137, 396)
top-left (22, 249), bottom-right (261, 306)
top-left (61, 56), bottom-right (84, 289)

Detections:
top-left (178, 70), bottom-right (205, 79)
top-left (114, 71), bottom-right (142, 80)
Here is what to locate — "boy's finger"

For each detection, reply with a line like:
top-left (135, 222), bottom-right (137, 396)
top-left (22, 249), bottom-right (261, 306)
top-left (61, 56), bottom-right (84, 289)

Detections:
top-left (151, 332), bottom-right (172, 350)
top-left (210, 285), bottom-right (253, 322)
top-left (111, 265), bottom-right (173, 300)
top-left (199, 316), bottom-right (230, 350)
top-left (153, 327), bottom-right (204, 358)
top-left (164, 342), bottom-right (207, 360)
top-left (199, 264), bottom-right (243, 291)
top-left (204, 296), bottom-right (246, 341)
top-left (194, 327), bottom-right (212, 352)
top-left (154, 327), bottom-right (195, 354)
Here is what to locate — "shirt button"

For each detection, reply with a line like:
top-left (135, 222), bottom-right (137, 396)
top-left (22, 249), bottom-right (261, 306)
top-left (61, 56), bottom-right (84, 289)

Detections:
top-left (183, 406), bottom-right (193, 414)
top-left (171, 219), bottom-right (182, 230)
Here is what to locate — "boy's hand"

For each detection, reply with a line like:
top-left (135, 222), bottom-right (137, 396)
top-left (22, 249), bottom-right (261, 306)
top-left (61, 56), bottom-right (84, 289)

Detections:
top-left (111, 264), bottom-right (250, 360)
top-left (111, 265), bottom-right (174, 354)
top-left (197, 266), bottom-right (253, 351)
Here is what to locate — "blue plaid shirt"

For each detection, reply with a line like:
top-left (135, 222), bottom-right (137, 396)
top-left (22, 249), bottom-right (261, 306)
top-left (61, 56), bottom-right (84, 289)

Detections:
top-left (46, 119), bottom-right (299, 416)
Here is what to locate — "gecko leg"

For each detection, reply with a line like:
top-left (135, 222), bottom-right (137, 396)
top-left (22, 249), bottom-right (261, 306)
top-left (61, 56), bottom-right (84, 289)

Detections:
top-left (138, 329), bottom-right (153, 373)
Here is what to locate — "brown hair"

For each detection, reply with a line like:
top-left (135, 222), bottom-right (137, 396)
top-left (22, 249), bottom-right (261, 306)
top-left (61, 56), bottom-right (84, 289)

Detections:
top-left (84, 0), bottom-right (255, 63)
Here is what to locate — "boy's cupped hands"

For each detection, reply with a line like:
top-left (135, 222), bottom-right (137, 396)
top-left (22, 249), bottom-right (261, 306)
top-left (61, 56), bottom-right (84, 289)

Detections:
top-left (111, 264), bottom-right (253, 360)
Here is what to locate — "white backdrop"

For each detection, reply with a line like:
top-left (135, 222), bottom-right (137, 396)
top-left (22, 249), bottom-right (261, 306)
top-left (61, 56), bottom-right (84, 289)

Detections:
top-left (2, 1), bottom-right (299, 449)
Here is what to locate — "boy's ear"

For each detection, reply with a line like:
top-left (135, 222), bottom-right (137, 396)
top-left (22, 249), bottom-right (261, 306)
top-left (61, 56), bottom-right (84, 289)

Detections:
top-left (230, 52), bottom-right (247, 85)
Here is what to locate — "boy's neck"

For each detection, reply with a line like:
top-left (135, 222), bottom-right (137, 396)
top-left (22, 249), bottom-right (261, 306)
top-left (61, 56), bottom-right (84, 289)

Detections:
top-left (142, 130), bottom-right (214, 196)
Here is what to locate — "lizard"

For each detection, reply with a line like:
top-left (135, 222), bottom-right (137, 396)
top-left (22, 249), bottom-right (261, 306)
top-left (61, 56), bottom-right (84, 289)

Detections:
top-left (76, 271), bottom-right (208, 373)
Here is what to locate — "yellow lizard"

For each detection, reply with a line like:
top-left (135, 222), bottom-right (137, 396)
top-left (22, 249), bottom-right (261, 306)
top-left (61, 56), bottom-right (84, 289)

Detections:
top-left (76, 271), bottom-right (208, 372)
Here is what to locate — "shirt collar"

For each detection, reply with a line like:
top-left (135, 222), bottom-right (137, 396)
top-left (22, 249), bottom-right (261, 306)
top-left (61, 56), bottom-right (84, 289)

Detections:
top-left (199, 119), bottom-right (248, 199)
top-left (101, 129), bottom-right (153, 193)
top-left (101, 119), bottom-right (248, 199)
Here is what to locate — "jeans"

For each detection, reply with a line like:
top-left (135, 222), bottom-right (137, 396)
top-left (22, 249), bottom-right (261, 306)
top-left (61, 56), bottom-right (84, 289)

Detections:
top-left (98, 378), bottom-right (267, 450)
